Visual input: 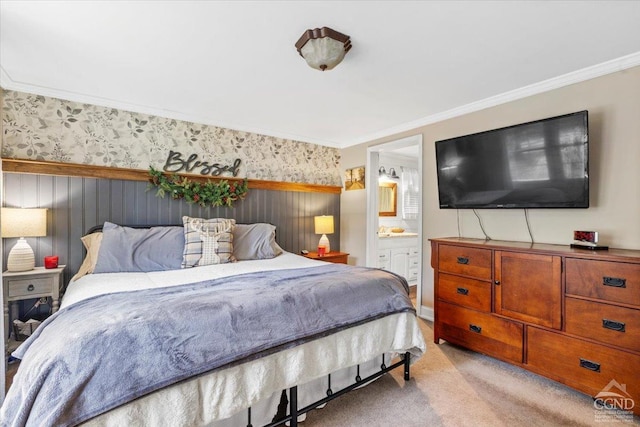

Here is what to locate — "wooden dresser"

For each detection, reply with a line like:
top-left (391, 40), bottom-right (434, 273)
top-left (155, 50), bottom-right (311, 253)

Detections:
top-left (431, 238), bottom-right (640, 415)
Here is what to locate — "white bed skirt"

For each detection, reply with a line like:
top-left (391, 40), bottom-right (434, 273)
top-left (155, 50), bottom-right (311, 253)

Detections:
top-left (81, 312), bottom-right (425, 427)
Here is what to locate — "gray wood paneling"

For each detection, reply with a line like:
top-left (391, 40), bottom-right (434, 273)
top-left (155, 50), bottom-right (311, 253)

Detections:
top-left (2, 173), bottom-right (340, 288)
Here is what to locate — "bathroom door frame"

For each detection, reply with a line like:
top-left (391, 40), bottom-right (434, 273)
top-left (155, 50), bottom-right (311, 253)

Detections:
top-left (366, 134), bottom-right (424, 318)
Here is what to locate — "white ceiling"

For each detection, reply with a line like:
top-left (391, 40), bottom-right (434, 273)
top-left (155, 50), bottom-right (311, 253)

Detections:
top-left (1, 1), bottom-right (639, 148)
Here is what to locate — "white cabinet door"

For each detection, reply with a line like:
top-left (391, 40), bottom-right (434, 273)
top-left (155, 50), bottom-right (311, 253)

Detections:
top-left (390, 248), bottom-right (410, 279)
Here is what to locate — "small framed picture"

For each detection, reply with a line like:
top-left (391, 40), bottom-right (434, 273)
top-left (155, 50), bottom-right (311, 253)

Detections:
top-left (345, 166), bottom-right (365, 191)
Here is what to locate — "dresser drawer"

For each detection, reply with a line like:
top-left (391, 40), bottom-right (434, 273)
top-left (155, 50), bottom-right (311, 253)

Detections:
top-left (438, 245), bottom-right (492, 280)
top-left (7, 277), bottom-right (54, 298)
top-left (438, 273), bottom-right (491, 312)
top-left (438, 301), bottom-right (523, 363)
top-left (527, 327), bottom-right (640, 410)
top-left (565, 298), bottom-right (640, 353)
top-left (566, 258), bottom-right (640, 307)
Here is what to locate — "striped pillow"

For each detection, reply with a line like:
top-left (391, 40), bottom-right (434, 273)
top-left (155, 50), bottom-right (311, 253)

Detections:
top-left (181, 216), bottom-right (236, 268)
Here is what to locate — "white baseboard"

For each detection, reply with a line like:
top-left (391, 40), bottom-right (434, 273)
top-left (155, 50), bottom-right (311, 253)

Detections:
top-left (418, 305), bottom-right (434, 321)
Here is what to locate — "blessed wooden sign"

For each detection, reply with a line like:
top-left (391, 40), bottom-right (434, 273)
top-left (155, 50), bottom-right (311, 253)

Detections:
top-left (163, 151), bottom-right (242, 177)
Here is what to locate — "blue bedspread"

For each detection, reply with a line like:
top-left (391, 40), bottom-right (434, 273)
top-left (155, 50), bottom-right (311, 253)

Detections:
top-left (0, 264), bottom-right (413, 427)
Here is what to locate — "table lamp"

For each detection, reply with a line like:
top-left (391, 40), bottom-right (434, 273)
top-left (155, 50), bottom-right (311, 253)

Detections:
top-left (314, 215), bottom-right (334, 254)
top-left (1, 207), bottom-right (48, 272)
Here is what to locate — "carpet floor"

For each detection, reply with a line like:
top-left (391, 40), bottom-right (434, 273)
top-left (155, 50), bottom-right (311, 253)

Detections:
top-left (302, 317), bottom-right (639, 427)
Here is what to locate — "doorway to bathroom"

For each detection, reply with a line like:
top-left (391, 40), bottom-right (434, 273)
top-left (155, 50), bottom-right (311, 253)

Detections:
top-left (366, 134), bottom-right (423, 317)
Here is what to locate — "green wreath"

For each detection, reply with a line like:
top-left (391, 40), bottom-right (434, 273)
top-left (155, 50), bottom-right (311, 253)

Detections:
top-left (148, 167), bottom-right (248, 207)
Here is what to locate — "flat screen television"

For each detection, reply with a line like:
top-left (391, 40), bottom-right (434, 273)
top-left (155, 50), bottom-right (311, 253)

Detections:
top-left (435, 111), bottom-right (589, 209)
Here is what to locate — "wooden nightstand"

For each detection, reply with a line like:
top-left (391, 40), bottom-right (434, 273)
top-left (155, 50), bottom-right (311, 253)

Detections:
top-left (2, 266), bottom-right (65, 341)
top-left (303, 251), bottom-right (349, 264)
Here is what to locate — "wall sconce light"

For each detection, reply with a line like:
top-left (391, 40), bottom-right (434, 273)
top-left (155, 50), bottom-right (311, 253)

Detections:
top-left (314, 215), bottom-right (334, 253)
top-left (295, 27), bottom-right (352, 71)
top-left (379, 166), bottom-right (399, 180)
top-left (1, 208), bottom-right (48, 272)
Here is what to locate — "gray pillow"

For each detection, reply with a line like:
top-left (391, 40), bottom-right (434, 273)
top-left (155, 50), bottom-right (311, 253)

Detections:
top-left (233, 223), bottom-right (283, 260)
top-left (94, 222), bottom-right (185, 273)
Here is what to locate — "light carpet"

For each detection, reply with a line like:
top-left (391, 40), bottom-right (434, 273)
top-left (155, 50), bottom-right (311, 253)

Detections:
top-left (302, 318), bottom-right (639, 427)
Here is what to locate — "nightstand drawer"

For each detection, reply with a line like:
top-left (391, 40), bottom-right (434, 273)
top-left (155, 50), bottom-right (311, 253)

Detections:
top-left (7, 277), bottom-right (53, 298)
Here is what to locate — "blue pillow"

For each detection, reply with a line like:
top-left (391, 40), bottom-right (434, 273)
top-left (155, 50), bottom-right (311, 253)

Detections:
top-left (94, 222), bottom-right (185, 273)
top-left (233, 223), bottom-right (283, 260)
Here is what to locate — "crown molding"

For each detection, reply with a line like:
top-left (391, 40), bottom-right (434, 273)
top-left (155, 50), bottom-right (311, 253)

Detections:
top-left (343, 51), bottom-right (640, 148)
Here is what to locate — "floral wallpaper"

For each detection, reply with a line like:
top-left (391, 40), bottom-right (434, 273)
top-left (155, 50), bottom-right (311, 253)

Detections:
top-left (1, 89), bottom-right (341, 186)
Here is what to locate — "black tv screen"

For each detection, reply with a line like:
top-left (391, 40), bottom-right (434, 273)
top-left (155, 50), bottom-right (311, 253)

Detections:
top-left (436, 111), bottom-right (589, 209)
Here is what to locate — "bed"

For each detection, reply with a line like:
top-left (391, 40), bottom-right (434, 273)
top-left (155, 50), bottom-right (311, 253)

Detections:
top-left (0, 219), bottom-right (426, 427)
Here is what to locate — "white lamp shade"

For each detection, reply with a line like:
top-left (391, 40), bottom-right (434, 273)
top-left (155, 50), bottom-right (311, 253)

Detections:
top-left (314, 215), bottom-right (334, 235)
top-left (2, 208), bottom-right (47, 272)
top-left (1, 208), bottom-right (48, 238)
top-left (314, 215), bottom-right (334, 253)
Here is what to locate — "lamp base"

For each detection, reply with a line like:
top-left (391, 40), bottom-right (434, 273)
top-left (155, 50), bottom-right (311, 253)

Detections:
top-left (318, 234), bottom-right (331, 253)
top-left (7, 238), bottom-right (36, 272)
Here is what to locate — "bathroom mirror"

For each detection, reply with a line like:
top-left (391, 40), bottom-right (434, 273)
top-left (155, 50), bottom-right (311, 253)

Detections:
top-left (378, 182), bottom-right (397, 216)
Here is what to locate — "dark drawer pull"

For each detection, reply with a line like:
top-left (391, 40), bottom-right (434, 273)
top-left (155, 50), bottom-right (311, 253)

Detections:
top-left (603, 276), bottom-right (626, 288)
top-left (27, 284), bottom-right (35, 292)
top-left (602, 319), bottom-right (626, 332)
top-left (456, 287), bottom-right (469, 295)
top-left (469, 324), bottom-right (482, 334)
top-left (579, 358), bottom-right (601, 372)
top-left (457, 256), bottom-right (469, 265)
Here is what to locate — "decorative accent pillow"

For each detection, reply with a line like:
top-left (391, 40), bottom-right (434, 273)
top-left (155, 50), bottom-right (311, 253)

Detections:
top-left (233, 223), bottom-right (283, 260)
top-left (182, 216), bottom-right (236, 268)
top-left (70, 232), bottom-right (103, 281)
top-left (94, 222), bottom-right (185, 273)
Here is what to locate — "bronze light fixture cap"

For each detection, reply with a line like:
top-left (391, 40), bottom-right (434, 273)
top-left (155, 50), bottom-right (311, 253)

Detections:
top-left (295, 27), bottom-right (352, 71)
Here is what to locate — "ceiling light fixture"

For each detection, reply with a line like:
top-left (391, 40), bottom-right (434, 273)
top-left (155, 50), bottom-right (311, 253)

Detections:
top-left (295, 27), bottom-right (352, 71)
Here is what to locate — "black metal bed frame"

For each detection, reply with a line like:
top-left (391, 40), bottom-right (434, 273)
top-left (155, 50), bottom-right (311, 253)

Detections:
top-left (247, 352), bottom-right (411, 427)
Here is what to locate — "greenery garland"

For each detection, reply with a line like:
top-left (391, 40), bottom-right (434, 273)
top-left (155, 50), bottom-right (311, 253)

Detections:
top-left (148, 167), bottom-right (249, 207)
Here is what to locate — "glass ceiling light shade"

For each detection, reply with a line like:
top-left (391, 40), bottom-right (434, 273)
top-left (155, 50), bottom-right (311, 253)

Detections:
top-left (295, 27), bottom-right (352, 71)
top-left (314, 215), bottom-right (335, 253)
top-left (1, 207), bottom-right (48, 272)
